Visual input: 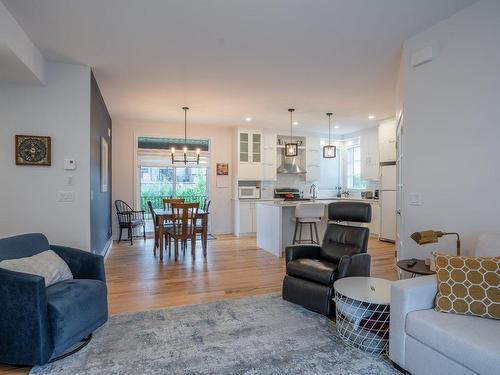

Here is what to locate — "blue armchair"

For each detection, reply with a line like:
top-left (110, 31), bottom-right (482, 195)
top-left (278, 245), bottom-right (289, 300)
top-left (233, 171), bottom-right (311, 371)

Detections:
top-left (0, 233), bottom-right (108, 365)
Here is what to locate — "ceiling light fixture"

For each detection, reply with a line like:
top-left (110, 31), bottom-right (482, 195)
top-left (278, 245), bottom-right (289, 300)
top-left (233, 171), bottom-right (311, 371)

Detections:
top-left (323, 112), bottom-right (337, 159)
top-left (368, 114), bottom-right (375, 120)
top-left (285, 108), bottom-right (298, 157)
top-left (245, 117), bottom-right (252, 122)
top-left (171, 107), bottom-right (200, 164)
top-left (334, 125), bottom-right (340, 129)
top-left (293, 121), bottom-right (299, 126)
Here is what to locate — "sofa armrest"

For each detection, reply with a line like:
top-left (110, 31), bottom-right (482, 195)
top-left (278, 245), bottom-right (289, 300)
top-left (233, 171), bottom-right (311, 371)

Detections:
top-left (389, 275), bottom-right (437, 369)
top-left (0, 268), bottom-right (53, 365)
top-left (285, 245), bottom-right (321, 264)
top-left (337, 253), bottom-right (371, 278)
top-left (50, 245), bottom-right (106, 282)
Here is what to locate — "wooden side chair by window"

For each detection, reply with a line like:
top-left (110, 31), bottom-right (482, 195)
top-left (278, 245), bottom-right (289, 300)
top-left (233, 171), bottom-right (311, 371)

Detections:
top-left (162, 198), bottom-right (185, 210)
top-left (147, 201), bottom-right (172, 257)
top-left (115, 200), bottom-right (146, 245)
top-left (167, 202), bottom-right (199, 261)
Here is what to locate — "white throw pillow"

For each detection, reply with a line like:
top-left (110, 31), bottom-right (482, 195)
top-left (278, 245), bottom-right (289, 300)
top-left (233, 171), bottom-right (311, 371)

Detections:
top-left (0, 250), bottom-right (73, 287)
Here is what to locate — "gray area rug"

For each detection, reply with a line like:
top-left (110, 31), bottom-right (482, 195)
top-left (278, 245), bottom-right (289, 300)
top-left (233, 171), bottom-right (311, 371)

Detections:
top-left (31, 295), bottom-right (399, 375)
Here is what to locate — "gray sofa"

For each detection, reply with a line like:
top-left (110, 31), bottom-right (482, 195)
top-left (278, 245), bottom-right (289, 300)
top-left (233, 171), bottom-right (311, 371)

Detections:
top-left (390, 275), bottom-right (499, 375)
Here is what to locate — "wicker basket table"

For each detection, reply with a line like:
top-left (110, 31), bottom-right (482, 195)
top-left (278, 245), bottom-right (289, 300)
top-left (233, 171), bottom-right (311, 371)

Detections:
top-left (334, 277), bottom-right (392, 354)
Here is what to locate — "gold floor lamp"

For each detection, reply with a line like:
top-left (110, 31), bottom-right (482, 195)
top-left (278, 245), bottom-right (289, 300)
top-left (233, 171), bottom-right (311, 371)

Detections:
top-left (410, 230), bottom-right (461, 256)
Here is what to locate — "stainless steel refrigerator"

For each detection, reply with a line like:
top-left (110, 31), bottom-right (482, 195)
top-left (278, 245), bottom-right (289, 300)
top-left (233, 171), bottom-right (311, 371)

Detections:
top-left (379, 162), bottom-right (396, 242)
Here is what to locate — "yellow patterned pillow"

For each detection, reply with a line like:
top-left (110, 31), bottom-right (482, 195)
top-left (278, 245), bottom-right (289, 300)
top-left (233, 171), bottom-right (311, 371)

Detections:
top-left (434, 253), bottom-right (499, 319)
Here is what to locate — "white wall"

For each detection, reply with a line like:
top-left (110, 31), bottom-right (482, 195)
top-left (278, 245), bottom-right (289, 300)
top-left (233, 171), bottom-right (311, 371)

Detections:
top-left (0, 62), bottom-right (91, 249)
top-left (399, 0), bottom-right (500, 259)
top-left (112, 120), bottom-right (234, 236)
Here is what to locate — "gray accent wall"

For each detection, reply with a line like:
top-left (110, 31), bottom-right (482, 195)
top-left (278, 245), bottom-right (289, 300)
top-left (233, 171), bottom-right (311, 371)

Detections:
top-left (90, 71), bottom-right (112, 255)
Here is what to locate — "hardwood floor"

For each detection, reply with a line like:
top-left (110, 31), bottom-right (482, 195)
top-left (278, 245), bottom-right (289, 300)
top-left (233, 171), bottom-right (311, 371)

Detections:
top-left (0, 235), bottom-right (395, 374)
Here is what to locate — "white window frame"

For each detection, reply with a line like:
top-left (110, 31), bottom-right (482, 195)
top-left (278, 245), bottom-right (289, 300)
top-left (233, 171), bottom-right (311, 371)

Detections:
top-left (344, 138), bottom-right (367, 190)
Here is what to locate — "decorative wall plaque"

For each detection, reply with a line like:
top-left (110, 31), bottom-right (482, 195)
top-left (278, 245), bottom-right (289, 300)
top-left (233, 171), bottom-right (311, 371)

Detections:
top-left (15, 135), bottom-right (51, 166)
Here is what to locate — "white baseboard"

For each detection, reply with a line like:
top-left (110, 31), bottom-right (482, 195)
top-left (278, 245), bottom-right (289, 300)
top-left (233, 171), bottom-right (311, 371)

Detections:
top-left (102, 238), bottom-right (113, 263)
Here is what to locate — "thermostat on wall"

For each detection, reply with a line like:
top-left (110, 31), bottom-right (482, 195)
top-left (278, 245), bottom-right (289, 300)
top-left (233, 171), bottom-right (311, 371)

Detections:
top-left (64, 158), bottom-right (76, 170)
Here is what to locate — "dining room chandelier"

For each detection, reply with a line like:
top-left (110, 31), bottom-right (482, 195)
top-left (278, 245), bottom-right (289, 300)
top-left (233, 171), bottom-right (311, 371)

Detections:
top-left (285, 108), bottom-right (298, 157)
top-left (171, 106), bottom-right (200, 164)
top-left (323, 112), bottom-right (337, 158)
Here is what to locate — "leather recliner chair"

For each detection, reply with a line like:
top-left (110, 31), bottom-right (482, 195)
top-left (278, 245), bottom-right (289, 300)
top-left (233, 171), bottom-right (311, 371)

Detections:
top-left (282, 201), bottom-right (372, 316)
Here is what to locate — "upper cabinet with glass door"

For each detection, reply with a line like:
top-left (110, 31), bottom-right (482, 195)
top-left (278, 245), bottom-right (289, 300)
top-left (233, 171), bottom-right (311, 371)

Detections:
top-left (251, 133), bottom-right (261, 163)
top-left (236, 129), bottom-right (263, 180)
top-left (239, 132), bottom-right (249, 162)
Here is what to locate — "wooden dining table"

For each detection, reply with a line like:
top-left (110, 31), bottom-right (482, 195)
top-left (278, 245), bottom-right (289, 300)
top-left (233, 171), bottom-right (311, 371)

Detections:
top-left (153, 208), bottom-right (209, 261)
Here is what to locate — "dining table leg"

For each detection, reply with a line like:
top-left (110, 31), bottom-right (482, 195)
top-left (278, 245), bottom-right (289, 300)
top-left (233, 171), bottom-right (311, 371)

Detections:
top-left (158, 215), bottom-right (164, 261)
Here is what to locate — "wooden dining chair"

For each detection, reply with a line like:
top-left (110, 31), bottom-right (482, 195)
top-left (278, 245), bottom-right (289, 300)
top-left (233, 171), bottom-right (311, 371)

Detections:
top-left (196, 199), bottom-right (211, 257)
top-left (202, 198), bottom-right (211, 212)
top-left (167, 202), bottom-right (199, 261)
top-left (163, 197), bottom-right (185, 210)
top-left (147, 201), bottom-right (171, 257)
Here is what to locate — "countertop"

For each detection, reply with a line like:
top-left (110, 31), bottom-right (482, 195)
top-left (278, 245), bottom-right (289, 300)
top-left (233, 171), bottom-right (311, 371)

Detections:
top-left (256, 197), bottom-right (379, 207)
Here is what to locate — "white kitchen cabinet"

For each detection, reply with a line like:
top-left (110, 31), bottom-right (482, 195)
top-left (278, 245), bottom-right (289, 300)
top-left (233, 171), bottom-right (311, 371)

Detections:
top-left (237, 129), bottom-right (263, 180)
top-left (262, 132), bottom-right (277, 181)
top-left (378, 119), bottom-right (397, 163)
top-left (360, 127), bottom-right (379, 181)
top-left (233, 200), bottom-right (257, 235)
top-left (306, 136), bottom-right (321, 182)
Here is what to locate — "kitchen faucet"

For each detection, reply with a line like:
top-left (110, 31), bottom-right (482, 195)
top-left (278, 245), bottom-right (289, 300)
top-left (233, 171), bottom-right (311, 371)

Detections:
top-left (342, 190), bottom-right (350, 198)
top-left (309, 184), bottom-right (317, 200)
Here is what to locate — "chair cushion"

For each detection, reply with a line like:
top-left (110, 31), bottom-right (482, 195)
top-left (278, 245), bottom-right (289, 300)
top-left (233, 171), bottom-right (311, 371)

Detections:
top-left (47, 279), bottom-right (108, 353)
top-left (287, 259), bottom-right (338, 285)
top-left (406, 309), bottom-right (500, 375)
top-left (320, 223), bottom-right (369, 263)
top-left (328, 201), bottom-right (371, 222)
top-left (130, 219), bottom-right (144, 226)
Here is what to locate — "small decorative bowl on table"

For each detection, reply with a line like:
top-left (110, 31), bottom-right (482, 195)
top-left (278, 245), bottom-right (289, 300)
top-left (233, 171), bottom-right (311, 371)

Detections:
top-left (333, 277), bottom-right (392, 354)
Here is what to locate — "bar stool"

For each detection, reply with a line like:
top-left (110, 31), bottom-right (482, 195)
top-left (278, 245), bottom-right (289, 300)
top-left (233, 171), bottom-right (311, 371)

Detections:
top-left (292, 203), bottom-right (325, 244)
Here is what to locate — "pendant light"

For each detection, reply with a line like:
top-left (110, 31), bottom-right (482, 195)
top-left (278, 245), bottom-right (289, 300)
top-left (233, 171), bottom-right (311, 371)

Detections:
top-left (323, 112), bottom-right (337, 158)
top-left (170, 106), bottom-right (200, 164)
top-left (285, 108), bottom-right (298, 157)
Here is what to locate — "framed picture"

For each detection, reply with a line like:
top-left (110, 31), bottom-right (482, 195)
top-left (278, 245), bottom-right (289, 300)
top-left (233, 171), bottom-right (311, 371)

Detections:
top-left (15, 135), bottom-right (51, 166)
top-left (101, 137), bottom-right (109, 192)
top-left (216, 163), bottom-right (229, 176)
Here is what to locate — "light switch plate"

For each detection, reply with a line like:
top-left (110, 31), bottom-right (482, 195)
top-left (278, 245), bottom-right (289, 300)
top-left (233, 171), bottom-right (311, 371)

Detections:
top-left (64, 159), bottom-right (76, 170)
top-left (58, 191), bottom-right (75, 202)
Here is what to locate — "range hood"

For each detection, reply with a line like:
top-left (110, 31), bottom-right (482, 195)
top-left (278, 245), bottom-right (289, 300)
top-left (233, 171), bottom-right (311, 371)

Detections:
top-left (277, 154), bottom-right (306, 174)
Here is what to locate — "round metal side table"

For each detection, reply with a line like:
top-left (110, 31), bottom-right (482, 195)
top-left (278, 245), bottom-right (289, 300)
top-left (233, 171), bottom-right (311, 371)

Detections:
top-left (334, 277), bottom-right (392, 354)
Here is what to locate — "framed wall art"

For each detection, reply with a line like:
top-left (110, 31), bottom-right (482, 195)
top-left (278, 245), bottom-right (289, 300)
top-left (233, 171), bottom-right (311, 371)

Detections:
top-left (216, 163), bottom-right (229, 175)
top-left (15, 135), bottom-right (51, 166)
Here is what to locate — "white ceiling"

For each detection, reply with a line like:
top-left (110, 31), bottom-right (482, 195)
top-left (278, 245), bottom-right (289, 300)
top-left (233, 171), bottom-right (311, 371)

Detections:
top-left (2, 0), bottom-right (477, 134)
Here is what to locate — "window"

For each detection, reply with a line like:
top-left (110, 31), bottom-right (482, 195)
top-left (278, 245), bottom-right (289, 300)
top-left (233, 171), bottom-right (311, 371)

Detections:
top-left (346, 145), bottom-right (367, 189)
top-left (137, 136), bottom-right (210, 219)
top-left (139, 166), bottom-right (208, 219)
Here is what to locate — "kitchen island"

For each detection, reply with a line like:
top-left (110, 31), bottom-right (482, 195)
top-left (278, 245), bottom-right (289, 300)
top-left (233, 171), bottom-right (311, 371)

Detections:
top-left (255, 198), bottom-right (379, 257)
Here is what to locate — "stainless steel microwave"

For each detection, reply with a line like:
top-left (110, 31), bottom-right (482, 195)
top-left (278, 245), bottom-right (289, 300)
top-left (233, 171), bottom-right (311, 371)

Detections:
top-left (238, 186), bottom-right (260, 199)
